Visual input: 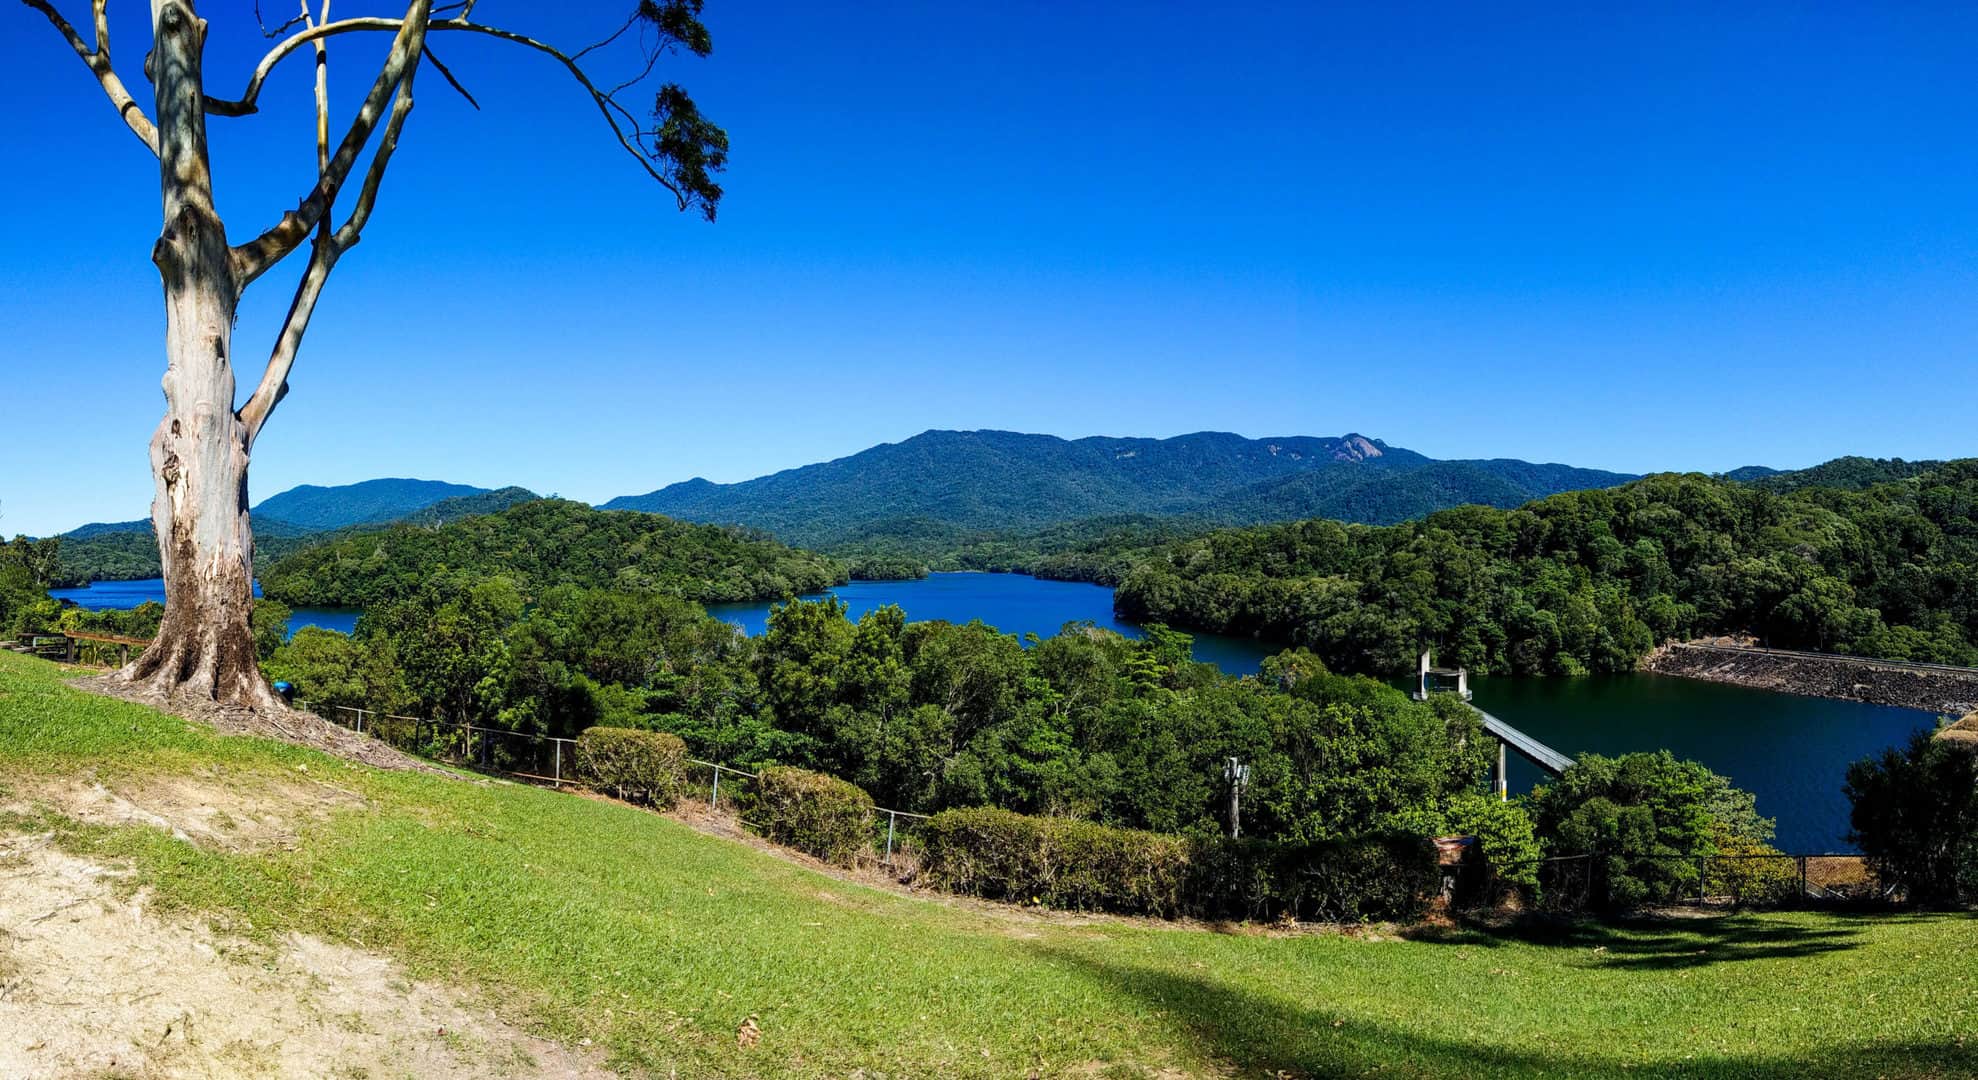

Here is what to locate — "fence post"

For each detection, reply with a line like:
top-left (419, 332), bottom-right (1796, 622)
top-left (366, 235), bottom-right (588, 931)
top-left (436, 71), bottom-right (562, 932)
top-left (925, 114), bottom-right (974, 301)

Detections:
top-left (1698, 856), bottom-right (1708, 904)
top-left (554, 739), bottom-right (562, 784)
top-left (885, 811), bottom-right (897, 866)
top-left (1799, 855), bottom-right (1809, 903)
top-left (711, 767), bottom-right (720, 810)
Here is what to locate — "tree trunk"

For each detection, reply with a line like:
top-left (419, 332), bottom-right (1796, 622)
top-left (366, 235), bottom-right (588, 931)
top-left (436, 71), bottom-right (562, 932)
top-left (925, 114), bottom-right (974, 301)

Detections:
top-left (121, 0), bottom-right (278, 710)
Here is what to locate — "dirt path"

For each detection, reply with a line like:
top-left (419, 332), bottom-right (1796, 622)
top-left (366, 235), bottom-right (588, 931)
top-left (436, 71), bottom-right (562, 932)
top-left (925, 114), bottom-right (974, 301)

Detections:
top-left (0, 832), bottom-right (608, 1079)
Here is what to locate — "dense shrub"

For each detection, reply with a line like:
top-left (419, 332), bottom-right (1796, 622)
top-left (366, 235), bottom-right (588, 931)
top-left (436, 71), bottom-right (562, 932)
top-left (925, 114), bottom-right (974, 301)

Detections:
top-left (1529, 751), bottom-right (1767, 909)
top-left (1396, 793), bottom-right (1544, 902)
top-left (1, 537), bottom-right (62, 640)
top-left (751, 766), bottom-right (874, 866)
top-left (1846, 729), bottom-right (1978, 907)
top-left (918, 807), bottom-right (1193, 916)
top-left (1188, 832), bottom-right (1440, 923)
top-left (920, 807), bottom-right (1437, 921)
top-left (265, 626), bottom-right (409, 716)
top-left (1705, 826), bottom-right (1800, 907)
top-left (576, 726), bottom-right (688, 806)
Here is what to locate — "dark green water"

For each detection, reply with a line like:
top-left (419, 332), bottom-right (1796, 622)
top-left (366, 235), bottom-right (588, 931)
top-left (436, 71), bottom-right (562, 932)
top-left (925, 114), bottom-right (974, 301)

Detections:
top-left (1467, 675), bottom-right (1933, 852)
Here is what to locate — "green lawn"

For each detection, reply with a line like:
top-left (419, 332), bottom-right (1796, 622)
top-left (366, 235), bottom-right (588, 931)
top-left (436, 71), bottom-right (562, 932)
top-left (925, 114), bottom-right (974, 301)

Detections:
top-left (1, 649), bottom-right (1972, 1078)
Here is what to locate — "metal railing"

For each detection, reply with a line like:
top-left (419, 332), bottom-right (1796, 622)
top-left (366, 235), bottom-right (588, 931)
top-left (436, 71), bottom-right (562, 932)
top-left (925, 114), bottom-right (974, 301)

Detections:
top-left (303, 700), bottom-right (932, 867)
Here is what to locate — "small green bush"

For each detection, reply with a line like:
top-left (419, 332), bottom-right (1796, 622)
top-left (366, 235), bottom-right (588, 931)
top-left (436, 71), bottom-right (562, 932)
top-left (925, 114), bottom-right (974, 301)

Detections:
top-left (919, 807), bottom-right (1192, 916)
top-left (1705, 826), bottom-right (1800, 907)
top-left (1439, 791), bottom-right (1542, 898)
top-left (576, 726), bottom-right (688, 806)
top-left (920, 808), bottom-right (1437, 922)
top-left (752, 766), bottom-right (874, 866)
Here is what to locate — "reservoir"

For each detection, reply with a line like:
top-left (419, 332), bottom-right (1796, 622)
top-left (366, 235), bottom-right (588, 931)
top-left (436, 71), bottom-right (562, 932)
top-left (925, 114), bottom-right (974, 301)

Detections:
top-left (49, 578), bottom-right (360, 638)
top-left (55, 572), bottom-right (1935, 851)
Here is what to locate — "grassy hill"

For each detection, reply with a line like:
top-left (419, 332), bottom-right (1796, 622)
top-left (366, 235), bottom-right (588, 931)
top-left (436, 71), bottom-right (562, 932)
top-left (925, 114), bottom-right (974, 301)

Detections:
top-left (1, 649), bottom-right (1971, 1078)
top-left (603, 430), bottom-right (1637, 547)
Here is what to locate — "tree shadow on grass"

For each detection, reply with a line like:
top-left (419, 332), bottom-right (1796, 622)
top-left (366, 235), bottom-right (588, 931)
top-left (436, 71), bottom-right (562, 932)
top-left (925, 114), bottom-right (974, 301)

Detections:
top-left (1400, 909), bottom-right (1976, 971)
top-left (1033, 943), bottom-right (1974, 1079)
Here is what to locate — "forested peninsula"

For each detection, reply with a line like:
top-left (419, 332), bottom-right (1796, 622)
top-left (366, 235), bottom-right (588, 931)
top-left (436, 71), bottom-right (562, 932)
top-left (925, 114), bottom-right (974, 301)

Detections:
top-left (261, 500), bottom-right (846, 608)
top-left (1110, 463), bottom-right (1978, 677)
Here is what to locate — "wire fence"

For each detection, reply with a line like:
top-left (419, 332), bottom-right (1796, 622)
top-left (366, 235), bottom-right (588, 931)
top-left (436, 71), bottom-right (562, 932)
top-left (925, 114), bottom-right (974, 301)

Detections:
top-left (301, 701), bottom-right (932, 867)
top-left (1488, 850), bottom-right (1889, 913)
top-left (299, 700), bottom-right (1892, 912)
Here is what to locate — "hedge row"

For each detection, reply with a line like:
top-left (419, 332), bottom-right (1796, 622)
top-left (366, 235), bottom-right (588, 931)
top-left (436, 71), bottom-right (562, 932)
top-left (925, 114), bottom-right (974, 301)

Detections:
top-left (919, 806), bottom-right (1438, 921)
top-left (750, 766), bottom-right (874, 867)
top-left (915, 807), bottom-right (1194, 916)
top-left (575, 726), bottom-right (687, 805)
top-left (570, 741), bottom-right (1437, 921)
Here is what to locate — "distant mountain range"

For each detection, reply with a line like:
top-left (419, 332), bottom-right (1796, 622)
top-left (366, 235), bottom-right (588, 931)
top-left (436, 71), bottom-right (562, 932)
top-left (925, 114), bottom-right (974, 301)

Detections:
top-left (601, 430), bottom-right (1642, 547)
top-left (48, 433), bottom-right (1937, 588)
top-left (51, 481), bottom-right (540, 585)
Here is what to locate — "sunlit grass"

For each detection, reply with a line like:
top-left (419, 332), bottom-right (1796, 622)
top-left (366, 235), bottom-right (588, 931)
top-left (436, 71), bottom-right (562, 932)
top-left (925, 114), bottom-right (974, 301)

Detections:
top-left (1, 649), bottom-right (1972, 1078)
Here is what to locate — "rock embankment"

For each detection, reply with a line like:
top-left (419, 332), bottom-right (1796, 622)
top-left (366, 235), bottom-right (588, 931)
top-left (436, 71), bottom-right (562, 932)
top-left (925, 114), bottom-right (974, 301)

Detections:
top-left (1642, 642), bottom-right (1978, 715)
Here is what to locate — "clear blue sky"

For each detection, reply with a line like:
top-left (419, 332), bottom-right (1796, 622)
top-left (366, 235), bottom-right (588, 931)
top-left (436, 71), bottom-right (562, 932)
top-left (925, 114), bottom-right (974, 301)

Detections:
top-left (3, 2), bottom-right (1974, 537)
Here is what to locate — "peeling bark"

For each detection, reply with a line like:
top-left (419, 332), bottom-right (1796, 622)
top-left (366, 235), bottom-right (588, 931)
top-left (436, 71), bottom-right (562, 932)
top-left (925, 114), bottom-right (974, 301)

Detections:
top-left (121, 0), bottom-right (276, 710)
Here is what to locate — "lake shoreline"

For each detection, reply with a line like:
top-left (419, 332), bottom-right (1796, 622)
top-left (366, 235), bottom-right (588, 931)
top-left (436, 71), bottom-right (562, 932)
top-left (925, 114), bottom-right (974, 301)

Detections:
top-left (1642, 641), bottom-right (1978, 717)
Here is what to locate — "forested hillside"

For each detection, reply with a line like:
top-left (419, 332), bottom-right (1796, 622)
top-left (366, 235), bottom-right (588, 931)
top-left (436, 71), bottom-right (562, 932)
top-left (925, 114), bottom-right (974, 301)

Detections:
top-left (605, 429), bottom-right (1636, 546)
top-left (1741, 456), bottom-right (1946, 494)
top-left (261, 499), bottom-right (846, 608)
top-left (1114, 462), bottom-right (1978, 676)
top-left (52, 486), bottom-right (540, 585)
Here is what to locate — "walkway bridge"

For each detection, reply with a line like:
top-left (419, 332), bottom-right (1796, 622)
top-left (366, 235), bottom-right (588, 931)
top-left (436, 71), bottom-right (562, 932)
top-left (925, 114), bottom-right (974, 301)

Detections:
top-left (1413, 649), bottom-right (1575, 796)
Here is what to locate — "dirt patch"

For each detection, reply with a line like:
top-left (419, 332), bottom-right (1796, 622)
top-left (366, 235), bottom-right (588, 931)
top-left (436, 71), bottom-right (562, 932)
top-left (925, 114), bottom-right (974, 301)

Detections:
top-left (0, 831), bottom-right (608, 1079)
top-left (12, 767), bottom-right (366, 852)
top-left (71, 673), bottom-right (441, 774)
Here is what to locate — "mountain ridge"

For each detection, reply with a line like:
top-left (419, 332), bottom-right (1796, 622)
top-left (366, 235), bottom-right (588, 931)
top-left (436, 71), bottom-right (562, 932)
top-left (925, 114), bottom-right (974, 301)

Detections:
top-left (602, 429), bottom-right (1639, 546)
top-left (50, 484), bottom-right (540, 586)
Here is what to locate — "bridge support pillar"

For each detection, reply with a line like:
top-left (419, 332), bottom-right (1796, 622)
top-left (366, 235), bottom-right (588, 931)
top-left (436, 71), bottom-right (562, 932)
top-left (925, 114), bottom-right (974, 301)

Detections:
top-left (1494, 740), bottom-right (1508, 801)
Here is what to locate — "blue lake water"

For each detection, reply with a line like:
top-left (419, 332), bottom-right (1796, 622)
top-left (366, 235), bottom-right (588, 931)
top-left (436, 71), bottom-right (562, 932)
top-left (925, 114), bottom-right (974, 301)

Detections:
top-left (51, 571), bottom-right (1934, 850)
top-left (1463, 674), bottom-right (1933, 853)
top-left (49, 579), bottom-right (360, 638)
top-left (708, 573), bottom-right (1282, 674)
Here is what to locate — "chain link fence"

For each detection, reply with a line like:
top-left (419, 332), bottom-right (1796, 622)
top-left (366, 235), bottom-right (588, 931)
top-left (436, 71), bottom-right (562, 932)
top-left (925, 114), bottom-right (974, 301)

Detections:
top-left (303, 701), bottom-right (931, 869)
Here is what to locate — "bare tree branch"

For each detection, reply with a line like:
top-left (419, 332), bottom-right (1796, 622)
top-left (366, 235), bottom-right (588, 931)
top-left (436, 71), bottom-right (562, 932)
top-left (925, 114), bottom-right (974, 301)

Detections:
top-left (241, 1), bottom-right (425, 443)
top-left (301, 0), bottom-right (332, 175)
top-left (234, 3), bottom-right (720, 441)
top-left (421, 41), bottom-right (479, 110)
top-left (20, 0), bottom-right (161, 155)
top-left (208, 14), bottom-right (699, 210)
top-left (334, 56), bottom-right (417, 247)
top-left (238, 234), bottom-right (339, 445)
top-left (229, 0), bottom-right (431, 289)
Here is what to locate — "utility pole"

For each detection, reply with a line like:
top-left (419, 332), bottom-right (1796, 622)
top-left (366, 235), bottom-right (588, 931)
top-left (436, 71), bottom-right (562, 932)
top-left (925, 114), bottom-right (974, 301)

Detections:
top-left (1224, 757), bottom-right (1251, 839)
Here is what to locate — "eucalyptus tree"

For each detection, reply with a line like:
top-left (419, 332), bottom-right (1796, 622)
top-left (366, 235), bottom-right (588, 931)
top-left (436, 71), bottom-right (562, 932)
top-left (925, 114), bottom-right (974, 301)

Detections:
top-left (18, 1), bottom-right (725, 707)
